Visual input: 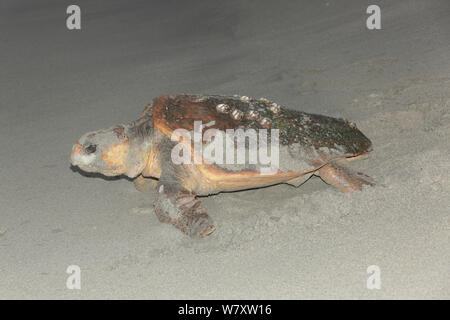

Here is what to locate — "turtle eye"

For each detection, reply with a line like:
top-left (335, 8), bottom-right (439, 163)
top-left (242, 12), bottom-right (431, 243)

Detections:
top-left (84, 144), bottom-right (97, 154)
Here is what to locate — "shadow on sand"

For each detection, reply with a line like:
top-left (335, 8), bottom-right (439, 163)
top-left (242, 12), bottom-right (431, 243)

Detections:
top-left (69, 165), bottom-right (134, 182)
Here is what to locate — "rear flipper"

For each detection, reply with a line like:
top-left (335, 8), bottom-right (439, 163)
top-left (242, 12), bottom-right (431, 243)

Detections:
top-left (317, 159), bottom-right (375, 193)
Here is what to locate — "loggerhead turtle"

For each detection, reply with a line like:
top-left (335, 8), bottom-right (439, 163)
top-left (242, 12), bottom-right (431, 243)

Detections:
top-left (70, 94), bottom-right (374, 238)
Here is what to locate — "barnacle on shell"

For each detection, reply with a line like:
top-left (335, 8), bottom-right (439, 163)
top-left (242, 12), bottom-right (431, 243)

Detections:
top-left (231, 109), bottom-right (244, 120)
top-left (245, 110), bottom-right (260, 121)
top-left (259, 117), bottom-right (272, 128)
top-left (216, 103), bottom-right (230, 114)
top-left (269, 103), bottom-right (281, 114)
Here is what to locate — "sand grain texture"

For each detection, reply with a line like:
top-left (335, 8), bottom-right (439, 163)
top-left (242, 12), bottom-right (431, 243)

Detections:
top-left (0, 0), bottom-right (449, 299)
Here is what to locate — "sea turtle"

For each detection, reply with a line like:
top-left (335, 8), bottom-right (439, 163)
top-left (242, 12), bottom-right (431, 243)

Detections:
top-left (70, 94), bottom-right (374, 238)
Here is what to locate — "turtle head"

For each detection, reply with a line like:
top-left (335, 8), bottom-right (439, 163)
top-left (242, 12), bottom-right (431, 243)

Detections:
top-left (71, 119), bottom-right (153, 178)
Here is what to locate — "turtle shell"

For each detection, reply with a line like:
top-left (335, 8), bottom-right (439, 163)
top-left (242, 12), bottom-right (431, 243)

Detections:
top-left (142, 95), bottom-right (372, 193)
top-left (147, 94), bottom-right (372, 157)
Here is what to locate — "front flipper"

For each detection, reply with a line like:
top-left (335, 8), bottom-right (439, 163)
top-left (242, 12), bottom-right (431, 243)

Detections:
top-left (154, 186), bottom-right (215, 238)
top-left (318, 158), bottom-right (375, 193)
top-left (153, 137), bottom-right (215, 238)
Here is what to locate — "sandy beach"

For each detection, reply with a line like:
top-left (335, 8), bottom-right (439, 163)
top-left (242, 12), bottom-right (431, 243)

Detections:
top-left (0, 0), bottom-right (449, 299)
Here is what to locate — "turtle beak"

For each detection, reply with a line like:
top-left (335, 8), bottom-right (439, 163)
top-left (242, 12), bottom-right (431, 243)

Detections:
top-left (70, 141), bottom-right (85, 166)
top-left (71, 140), bottom-right (98, 170)
top-left (70, 141), bottom-right (83, 163)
